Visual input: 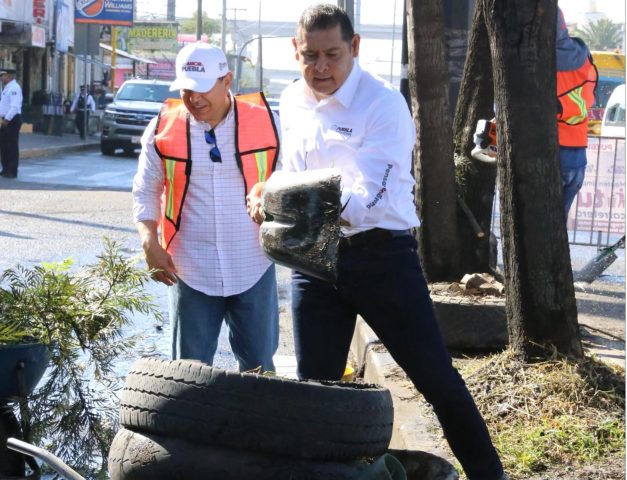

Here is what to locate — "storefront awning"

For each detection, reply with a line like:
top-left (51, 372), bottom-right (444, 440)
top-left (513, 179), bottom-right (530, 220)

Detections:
top-left (99, 43), bottom-right (156, 64)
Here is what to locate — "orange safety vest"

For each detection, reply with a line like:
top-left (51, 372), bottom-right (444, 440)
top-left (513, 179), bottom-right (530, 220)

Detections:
top-left (556, 56), bottom-right (598, 147)
top-left (154, 92), bottom-right (279, 251)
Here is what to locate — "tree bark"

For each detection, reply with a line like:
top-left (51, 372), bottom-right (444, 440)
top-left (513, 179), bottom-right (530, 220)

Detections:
top-left (483, 0), bottom-right (583, 360)
top-left (452, 1), bottom-right (498, 274)
top-left (407, 0), bottom-right (462, 282)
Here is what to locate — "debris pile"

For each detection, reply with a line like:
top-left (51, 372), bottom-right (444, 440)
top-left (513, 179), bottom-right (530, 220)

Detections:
top-left (430, 273), bottom-right (505, 298)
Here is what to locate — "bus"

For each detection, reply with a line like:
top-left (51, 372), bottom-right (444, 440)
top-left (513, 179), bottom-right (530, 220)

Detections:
top-left (589, 51), bottom-right (625, 135)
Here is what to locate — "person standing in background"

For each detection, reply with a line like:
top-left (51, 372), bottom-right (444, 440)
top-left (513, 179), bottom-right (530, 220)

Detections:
top-left (0, 68), bottom-right (23, 179)
top-left (71, 85), bottom-right (96, 140)
top-left (556, 6), bottom-right (598, 220)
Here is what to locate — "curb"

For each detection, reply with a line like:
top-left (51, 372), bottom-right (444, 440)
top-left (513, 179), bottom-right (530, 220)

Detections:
top-left (350, 317), bottom-right (459, 478)
top-left (21, 142), bottom-right (99, 160)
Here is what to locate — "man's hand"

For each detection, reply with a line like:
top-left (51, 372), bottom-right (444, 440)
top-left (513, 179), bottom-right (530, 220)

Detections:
top-left (137, 221), bottom-right (178, 285)
top-left (144, 242), bottom-right (178, 285)
top-left (246, 181), bottom-right (266, 225)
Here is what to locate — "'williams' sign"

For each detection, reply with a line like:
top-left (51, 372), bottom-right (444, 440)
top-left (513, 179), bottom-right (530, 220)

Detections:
top-left (75, 0), bottom-right (134, 27)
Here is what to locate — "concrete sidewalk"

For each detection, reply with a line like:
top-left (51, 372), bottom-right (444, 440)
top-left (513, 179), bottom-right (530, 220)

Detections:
top-left (19, 132), bottom-right (99, 160)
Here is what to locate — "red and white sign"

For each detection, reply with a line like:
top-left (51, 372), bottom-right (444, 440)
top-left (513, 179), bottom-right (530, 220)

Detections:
top-left (33, 0), bottom-right (46, 25)
top-left (31, 24), bottom-right (46, 47)
top-left (568, 137), bottom-right (626, 234)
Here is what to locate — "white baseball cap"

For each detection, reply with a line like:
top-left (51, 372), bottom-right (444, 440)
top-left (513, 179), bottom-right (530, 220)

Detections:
top-left (170, 42), bottom-right (230, 92)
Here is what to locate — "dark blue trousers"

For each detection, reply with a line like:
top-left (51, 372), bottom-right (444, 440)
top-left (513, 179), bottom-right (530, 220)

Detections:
top-left (0, 114), bottom-right (21, 176)
top-left (291, 234), bottom-right (504, 480)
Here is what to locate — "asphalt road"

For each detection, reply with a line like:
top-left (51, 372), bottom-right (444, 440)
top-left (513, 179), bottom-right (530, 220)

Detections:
top-left (0, 150), bottom-right (233, 371)
top-left (0, 148), bottom-right (621, 371)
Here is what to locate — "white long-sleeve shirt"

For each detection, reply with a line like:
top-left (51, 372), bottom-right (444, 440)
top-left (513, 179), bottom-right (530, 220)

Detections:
top-left (0, 79), bottom-right (22, 121)
top-left (279, 61), bottom-right (420, 236)
top-left (133, 95), bottom-right (278, 297)
top-left (70, 92), bottom-right (96, 113)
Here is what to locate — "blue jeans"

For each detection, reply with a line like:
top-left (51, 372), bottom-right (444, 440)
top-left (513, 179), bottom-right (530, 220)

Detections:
top-left (560, 146), bottom-right (587, 222)
top-left (170, 265), bottom-right (279, 372)
top-left (561, 165), bottom-right (586, 222)
top-left (291, 235), bottom-right (504, 480)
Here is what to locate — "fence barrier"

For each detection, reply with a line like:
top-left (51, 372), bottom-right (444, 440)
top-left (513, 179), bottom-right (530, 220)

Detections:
top-left (491, 136), bottom-right (625, 249)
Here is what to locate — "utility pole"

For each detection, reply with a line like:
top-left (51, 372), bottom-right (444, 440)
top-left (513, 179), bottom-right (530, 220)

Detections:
top-left (337, 0), bottom-right (354, 24)
top-left (400, 0), bottom-right (410, 110)
top-left (221, 0), bottom-right (227, 51)
top-left (390, 0), bottom-right (397, 82)
top-left (196, 0), bottom-right (202, 41)
top-left (167, 0), bottom-right (175, 21)
top-left (111, 27), bottom-right (117, 91)
top-left (258, 0), bottom-right (263, 92)
top-left (228, 7), bottom-right (246, 54)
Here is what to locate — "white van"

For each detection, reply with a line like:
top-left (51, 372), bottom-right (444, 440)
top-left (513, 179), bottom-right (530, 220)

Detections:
top-left (600, 84), bottom-right (625, 137)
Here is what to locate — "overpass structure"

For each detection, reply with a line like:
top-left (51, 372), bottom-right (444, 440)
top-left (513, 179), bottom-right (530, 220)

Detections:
top-left (232, 19), bottom-right (400, 44)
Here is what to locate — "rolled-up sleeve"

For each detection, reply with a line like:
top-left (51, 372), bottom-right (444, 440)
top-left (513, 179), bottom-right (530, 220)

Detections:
top-left (132, 117), bottom-right (164, 223)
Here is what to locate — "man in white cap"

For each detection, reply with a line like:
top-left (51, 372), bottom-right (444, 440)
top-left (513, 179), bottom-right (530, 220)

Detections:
top-left (132, 42), bottom-right (281, 372)
top-left (0, 68), bottom-right (23, 178)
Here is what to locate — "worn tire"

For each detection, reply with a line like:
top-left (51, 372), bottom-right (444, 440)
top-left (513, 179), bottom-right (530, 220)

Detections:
top-left (119, 357), bottom-right (393, 460)
top-left (100, 141), bottom-right (116, 156)
top-left (108, 428), bottom-right (372, 480)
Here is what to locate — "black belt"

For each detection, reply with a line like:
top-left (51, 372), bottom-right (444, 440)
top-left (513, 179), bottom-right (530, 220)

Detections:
top-left (339, 228), bottom-right (413, 249)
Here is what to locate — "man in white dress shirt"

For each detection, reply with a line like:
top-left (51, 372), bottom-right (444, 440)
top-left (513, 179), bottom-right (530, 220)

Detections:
top-left (247, 4), bottom-right (506, 479)
top-left (0, 68), bottom-right (23, 178)
top-left (133, 43), bottom-right (281, 372)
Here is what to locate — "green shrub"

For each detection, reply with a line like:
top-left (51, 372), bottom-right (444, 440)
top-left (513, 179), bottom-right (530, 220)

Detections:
top-left (0, 237), bottom-right (163, 476)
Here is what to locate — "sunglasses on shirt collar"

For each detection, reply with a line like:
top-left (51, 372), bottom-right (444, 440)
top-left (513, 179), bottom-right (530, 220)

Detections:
top-left (204, 129), bottom-right (222, 163)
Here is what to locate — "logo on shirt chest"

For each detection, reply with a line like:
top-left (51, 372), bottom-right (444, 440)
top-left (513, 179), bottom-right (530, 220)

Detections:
top-left (331, 124), bottom-right (353, 140)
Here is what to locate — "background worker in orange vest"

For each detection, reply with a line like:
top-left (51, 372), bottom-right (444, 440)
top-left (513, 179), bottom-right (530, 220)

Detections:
top-left (556, 6), bottom-right (598, 221)
top-left (132, 43), bottom-right (281, 372)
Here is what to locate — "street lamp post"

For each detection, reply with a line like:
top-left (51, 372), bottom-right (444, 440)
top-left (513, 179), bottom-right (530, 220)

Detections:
top-left (236, 36), bottom-right (261, 94)
top-left (235, 35), bottom-right (291, 94)
top-left (196, 0), bottom-right (202, 41)
top-left (258, 0), bottom-right (263, 92)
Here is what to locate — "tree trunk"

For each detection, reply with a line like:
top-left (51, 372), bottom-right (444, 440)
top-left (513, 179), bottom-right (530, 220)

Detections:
top-left (407, 0), bottom-right (462, 282)
top-left (483, 0), bottom-right (583, 360)
top-left (452, 1), bottom-right (498, 274)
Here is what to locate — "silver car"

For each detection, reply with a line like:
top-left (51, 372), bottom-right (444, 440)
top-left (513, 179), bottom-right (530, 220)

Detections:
top-left (100, 79), bottom-right (177, 156)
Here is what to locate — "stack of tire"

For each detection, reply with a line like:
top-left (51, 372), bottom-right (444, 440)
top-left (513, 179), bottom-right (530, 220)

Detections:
top-left (108, 357), bottom-right (395, 480)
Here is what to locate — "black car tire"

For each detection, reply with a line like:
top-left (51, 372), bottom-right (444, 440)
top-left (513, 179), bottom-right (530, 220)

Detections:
top-left (119, 357), bottom-right (393, 461)
top-left (100, 141), bottom-right (116, 156)
top-left (108, 427), bottom-right (372, 480)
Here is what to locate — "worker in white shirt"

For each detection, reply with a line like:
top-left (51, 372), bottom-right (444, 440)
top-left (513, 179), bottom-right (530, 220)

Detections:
top-left (0, 68), bottom-right (23, 178)
top-left (133, 43), bottom-right (281, 372)
top-left (70, 85), bottom-right (96, 140)
top-left (246, 4), bottom-right (507, 480)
